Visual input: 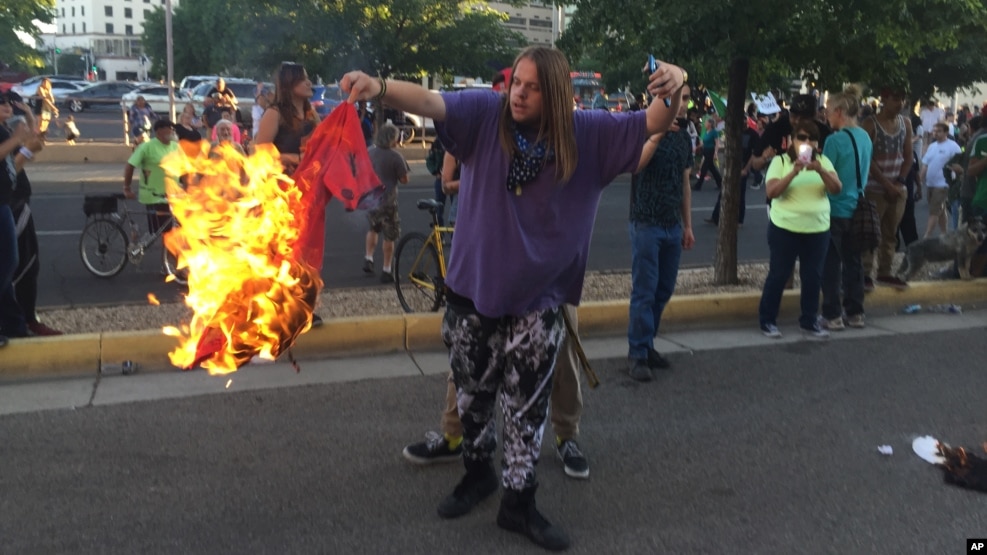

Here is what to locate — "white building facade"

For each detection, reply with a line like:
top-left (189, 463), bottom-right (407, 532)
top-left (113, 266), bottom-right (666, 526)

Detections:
top-left (488, 1), bottom-right (566, 46)
top-left (40, 0), bottom-right (178, 81)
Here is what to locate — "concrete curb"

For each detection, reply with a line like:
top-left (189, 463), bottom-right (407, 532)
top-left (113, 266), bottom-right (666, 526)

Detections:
top-left (2, 279), bottom-right (986, 381)
top-left (33, 142), bottom-right (430, 164)
top-left (35, 143), bottom-right (133, 164)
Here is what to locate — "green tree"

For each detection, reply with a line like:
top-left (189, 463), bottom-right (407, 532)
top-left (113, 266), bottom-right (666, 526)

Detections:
top-left (0, 0), bottom-right (55, 72)
top-left (559, 0), bottom-right (987, 285)
top-left (142, 0), bottom-right (526, 84)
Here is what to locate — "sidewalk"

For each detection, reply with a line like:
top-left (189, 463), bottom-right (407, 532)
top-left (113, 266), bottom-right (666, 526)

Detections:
top-left (4, 307), bottom-right (986, 416)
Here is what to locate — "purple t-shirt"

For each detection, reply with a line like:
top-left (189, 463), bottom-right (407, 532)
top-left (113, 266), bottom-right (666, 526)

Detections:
top-left (436, 90), bottom-right (646, 317)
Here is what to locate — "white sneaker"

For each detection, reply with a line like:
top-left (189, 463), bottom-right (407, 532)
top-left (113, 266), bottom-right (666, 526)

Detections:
top-left (820, 316), bottom-right (845, 331)
top-left (846, 314), bottom-right (866, 328)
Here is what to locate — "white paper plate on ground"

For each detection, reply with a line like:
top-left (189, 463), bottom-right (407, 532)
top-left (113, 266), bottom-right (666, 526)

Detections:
top-left (912, 435), bottom-right (945, 465)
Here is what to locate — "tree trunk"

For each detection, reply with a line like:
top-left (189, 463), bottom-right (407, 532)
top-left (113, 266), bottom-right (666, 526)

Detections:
top-left (713, 57), bottom-right (750, 285)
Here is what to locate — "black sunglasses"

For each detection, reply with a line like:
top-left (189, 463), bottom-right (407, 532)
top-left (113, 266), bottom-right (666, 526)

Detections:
top-left (795, 133), bottom-right (814, 141)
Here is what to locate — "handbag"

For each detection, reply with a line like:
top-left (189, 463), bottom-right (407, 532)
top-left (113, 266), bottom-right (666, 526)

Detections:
top-left (844, 129), bottom-right (881, 251)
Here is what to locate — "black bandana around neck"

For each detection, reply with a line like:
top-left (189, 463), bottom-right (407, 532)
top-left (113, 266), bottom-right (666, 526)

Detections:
top-left (506, 126), bottom-right (554, 195)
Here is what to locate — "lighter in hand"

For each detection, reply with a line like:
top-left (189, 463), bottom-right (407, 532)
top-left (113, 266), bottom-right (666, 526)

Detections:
top-left (648, 55), bottom-right (672, 108)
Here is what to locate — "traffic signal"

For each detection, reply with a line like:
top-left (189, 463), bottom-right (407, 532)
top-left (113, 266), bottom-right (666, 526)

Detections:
top-left (55, 47), bottom-right (61, 54)
top-left (91, 64), bottom-right (98, 72)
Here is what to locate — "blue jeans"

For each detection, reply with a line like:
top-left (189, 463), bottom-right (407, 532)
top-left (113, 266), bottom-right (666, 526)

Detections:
top-left (627, 222), bottom-right (683, 360)
top-left (821, 217), bottom-right (864, 320)
top-left (710, 177), bottom-right (747, 224)
top-left (0, 205), bottom-right (26, 336)
top-left (949, 198), bottom-right (961, 231)
top-left (758, 222), bottom-right (830, 330)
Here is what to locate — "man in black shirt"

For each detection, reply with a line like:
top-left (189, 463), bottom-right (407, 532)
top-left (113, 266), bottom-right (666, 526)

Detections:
top-left (626, 85), bottom-right (696, 381)
top-left (750, 94), bottom-right (832, 172)
top-left (207, 78), bottom-right (238, 109)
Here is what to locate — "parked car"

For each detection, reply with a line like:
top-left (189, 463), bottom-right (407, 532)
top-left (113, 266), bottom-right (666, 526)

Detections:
top-left (178, 75), bottom-right (220, 97)
top-left (12, 79), bottom-right (87, 109)
top-left (310, 84), bottom-right (343, 118)
top-left (62, 81), bottom-right (143, 112)
top-left (121, 85), bottom-right (178, 115)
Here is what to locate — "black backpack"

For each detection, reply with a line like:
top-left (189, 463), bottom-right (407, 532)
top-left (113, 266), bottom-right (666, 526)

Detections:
top-left (426, 140), bottom-right (445, 175)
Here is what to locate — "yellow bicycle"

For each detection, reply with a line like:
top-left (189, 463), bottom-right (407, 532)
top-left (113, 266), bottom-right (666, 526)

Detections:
top-left (393, 198), bottom-right (453, 313)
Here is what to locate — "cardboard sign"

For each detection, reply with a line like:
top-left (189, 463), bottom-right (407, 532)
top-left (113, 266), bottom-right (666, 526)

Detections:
top-left (751, 92), bottom-right (781, 115)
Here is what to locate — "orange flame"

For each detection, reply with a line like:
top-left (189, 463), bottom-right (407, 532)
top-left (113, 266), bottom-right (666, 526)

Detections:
top-left (160, 142), bottom-right (322, 374)
top-left (147, 293), bottom-right (160, 306)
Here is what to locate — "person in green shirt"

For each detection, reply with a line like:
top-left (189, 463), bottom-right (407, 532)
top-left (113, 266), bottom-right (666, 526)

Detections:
top-left (123, 119), bottom-right (180, 235)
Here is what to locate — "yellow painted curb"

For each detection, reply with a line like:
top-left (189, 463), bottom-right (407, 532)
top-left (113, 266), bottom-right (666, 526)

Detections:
top-left (101, 329), bottom-right (182, 373)
top-left (0, 333), bottom-right (101, 379)
top-left (3, 278), bottom-right (986, 380)
top-left (35, 142), bottom-right (132, 164)
top-left (404, 312), bottom-right (443, 351)
top-left (290, 315), bottom-right (405, 359)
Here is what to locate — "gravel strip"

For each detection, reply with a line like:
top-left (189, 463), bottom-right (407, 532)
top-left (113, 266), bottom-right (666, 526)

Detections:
top-left (40, 254), bottom-right (952, 335)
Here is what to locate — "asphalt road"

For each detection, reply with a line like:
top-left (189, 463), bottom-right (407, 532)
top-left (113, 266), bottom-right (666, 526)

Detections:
top-left (1, 327), bottom-right (984, 553)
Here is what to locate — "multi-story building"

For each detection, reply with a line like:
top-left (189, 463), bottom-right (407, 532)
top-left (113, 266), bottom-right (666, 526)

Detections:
top-left (488, 1), bottom-right (566, 46)
top-left (39, 0), bottom-right (179, 81)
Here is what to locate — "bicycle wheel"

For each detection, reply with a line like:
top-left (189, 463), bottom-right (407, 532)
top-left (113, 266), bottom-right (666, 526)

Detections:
top-left (398, 126), bottom-right (415, 147)
top-left (162, 247), bottom-right (188, 285)
top-left (79, 218), bottom-right (129, 277)
top-left (394, 232), bottom-right (443, 313)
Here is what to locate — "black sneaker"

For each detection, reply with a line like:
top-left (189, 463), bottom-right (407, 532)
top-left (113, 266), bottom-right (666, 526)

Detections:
top-left (380, 271), bottom-right (394, 284)
top-left (628, 358), bottom-right (652, 382)
top-left (362, 259), bottom-right (374, 274)
top-left (647, 348), bottom-right (671, 369)
top-left (557, 439), bottom-right (589, 479)
top-left (437, 467), bottom-right (499, 519)
top-left (876, 275), bottom-right (909, 290)
top-left (311, 314), bottom-right (323, 328)
top-left (402, 431), bottom-right (462, 465)
top-left (863, 276), bottom-right (875, 293)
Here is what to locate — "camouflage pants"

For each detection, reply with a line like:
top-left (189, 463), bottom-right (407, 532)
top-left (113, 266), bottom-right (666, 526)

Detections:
top-left (441, 300), bottom-right (565, 491)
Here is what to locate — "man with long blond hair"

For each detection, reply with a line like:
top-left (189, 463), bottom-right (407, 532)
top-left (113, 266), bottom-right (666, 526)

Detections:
top-left (342, 46), bottom-right (685, 551)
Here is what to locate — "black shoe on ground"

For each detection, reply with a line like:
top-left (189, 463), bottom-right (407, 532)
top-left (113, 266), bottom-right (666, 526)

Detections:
top-left (380, 271), bottom-right (394, 284)
top-left (876, 275), bottom-right (909, 290)
top-left (628, 358), bottom-right (652, 382)
top-left (362, 259), bottom-right (374, 274)
top-left (311, 314), bottom-right (323, 327)
top-left (402, 431), bottom-right (462, 465)
top-left (497, 487), bottom-right (570, 551)
top-left (557, 439), bottom-right (589, 479)
top-left (647, 348), bottom-right (671, 369)
top-left (863, 276), bottom-right (875, 293)
top-left (437, 465), bottom-right (499, 519)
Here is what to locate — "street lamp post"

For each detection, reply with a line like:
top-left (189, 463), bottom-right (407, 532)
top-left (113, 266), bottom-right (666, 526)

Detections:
top-left (165, 0), bottom-right (175, 121)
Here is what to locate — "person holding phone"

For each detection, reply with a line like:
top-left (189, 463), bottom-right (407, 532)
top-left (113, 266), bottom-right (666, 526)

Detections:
top-left (758, 119), bottom-right (842, 340)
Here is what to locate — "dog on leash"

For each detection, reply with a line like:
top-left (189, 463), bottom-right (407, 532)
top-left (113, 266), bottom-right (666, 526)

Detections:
top-left (897, 218), bottom-right (987, 280)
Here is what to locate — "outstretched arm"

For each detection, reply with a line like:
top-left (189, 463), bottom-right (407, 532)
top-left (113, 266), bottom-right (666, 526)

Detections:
top-left (643, 60), bottom-right (685, 135)
top-left (341, 72), bottom-right (446, 123)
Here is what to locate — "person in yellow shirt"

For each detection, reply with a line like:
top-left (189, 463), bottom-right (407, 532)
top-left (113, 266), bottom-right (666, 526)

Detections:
top-left (758, 120), bottom-right (842, 339)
